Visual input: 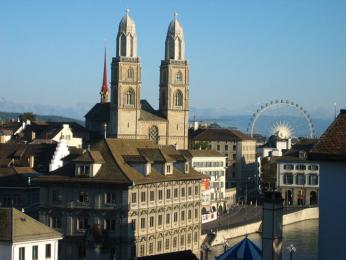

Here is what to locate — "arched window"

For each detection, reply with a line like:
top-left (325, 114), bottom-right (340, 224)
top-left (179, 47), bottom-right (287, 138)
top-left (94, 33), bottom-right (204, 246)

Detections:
top-left (125, 88), bottom-right (135, 106)
top-left (176, 71), bottom-right (183, 82)
top-left (120, 33), bottom-right (126, 57)
top-left (128, 67), bottom-right (134, 80)
top-left (149, 126), bottom-right (159, 144)
top-left (174, 90), bottom-right (183, 107)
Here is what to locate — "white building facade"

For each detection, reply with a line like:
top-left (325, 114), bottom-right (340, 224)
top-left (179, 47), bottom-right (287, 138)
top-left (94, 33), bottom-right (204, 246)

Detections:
top-left (276, 157), bottom-right (319, 206)
top-left (0, 208), bottom-right (62, 260)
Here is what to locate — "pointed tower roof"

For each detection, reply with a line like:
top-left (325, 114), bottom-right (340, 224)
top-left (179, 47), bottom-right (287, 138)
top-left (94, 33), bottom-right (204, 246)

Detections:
top-left (116, 9), bottom-right (138, 58)
top-left (167, 12), bottom-right (184, 37)
top-left (100, 48), bottom-right (109, 103)
top-left (118, 8), bottom-right (136, 34)
top-left (165, 12), bottom-right (185, 60)
top-left (101, 48), bottom-right (108, 93)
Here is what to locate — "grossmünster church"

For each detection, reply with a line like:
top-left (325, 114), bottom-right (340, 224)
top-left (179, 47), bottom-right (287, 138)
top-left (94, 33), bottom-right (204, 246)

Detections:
top-left (86, 11), bottom-right (190, 149)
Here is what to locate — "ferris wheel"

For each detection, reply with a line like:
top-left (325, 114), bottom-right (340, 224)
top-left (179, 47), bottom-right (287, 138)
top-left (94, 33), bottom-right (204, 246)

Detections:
top-left (247, 99), bottom-right (316, 138)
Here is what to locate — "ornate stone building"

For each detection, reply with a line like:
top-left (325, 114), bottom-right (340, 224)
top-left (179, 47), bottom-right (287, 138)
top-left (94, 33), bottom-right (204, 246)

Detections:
top-left (35, 139), bottom-right (205, 259)
top-left (86, 11), bottom-right (189, 149)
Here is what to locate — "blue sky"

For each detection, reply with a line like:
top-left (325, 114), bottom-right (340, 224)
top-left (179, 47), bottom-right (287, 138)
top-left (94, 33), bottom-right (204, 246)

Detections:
top-left (0, 0), bottom-right (345, 118)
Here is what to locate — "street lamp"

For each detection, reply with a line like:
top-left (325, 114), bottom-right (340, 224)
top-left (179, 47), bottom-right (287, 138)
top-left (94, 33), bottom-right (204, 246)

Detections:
top-left (287, 244), bottom-right (296, 260)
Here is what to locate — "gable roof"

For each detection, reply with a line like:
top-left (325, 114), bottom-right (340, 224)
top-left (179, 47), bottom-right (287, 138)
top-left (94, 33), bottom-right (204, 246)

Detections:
top-left (73, 150), bottom-right (105, 163)
top-left (181, 149), bottom-right (225, 158)
top-left (84, 102), bottom-right (110, 122)
top-left (35, 139), bottom-right (207, 186)
top-left (310, 110), bottom-right (346, 161)
top-left (0, 208), bottom-right (62, 243)
top-left (190, 128), bottom-right (254, 142)
top-left (139, 100), bottom-right (167, 121)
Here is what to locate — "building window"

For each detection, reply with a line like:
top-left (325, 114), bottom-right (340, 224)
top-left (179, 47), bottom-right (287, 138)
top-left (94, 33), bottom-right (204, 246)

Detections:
top-left (149, 191), bottom-right (155, 201)
top-left (139, 245), bottom-right (145, 256)
top-left (195, 208), bottom-right (199, 218)
top-left (131, 219), bottom-right (136, 230)
top-left (105, 192), bottom-right (116, 204)
top-left (188, 209), bottom-right (192, 220)
top-left (167, 164), bottom-right (171, 174)
top-left (165, 238), bottom-right (170, 250)
top-left (79, 192), bottom-right (89, 203)
top-left (194, 231), bottom-right (198, 243)
top-left (296, 174), bottom-right (306, 185)
top-left (149, 125), bottom-right (159, 144)
top-left (176, 71), bottom-right (183, 82)
top-left (283, 164), bottom-right (294, 170)
top-left (296, 164), bottom-right (306, 170)
top-left (308, 165), bottom-right (319, 171)
top-left (181, 210), bottom-right (185, 221)
top-left (52, 190), bottom-right (62, 204)
top-left (51, 216), bottom-right (61, 229)
top-left (128, 67), bottom-right (134, 79)
top-left (46, 244), bottom-right (51, 258)
top-left (174, 90), bottom-right (183, 107)
top-left (187, 234), bottom-right (192, 244)
top-left (173, 212), bottom-right (178, 223)
top-left (125, 88), bottom-right (135, 106)
top-left (140, 191), bottom-right (146, 202)
top-left (77, 217), bottom-right (88, 231)
top-left (173, 237), bottom-right (177, 248)
top-left (158, 190), bottom-right (163, 200)
top-left (174, 188), bottom-right (178, 198)
top-left (157, 241), bottom-right (162, 252)
top-left (166, 213), bottom-right (170, 224)
top-left (131, 192), bottom-right (137, 203)
top-left (195, 186), bottom-right (199, 195)
top-left (283, 173), bottom-right (293, 185)
top-left (166, 189), bottom-right (171, 199)
top-left (19, 247), bottom-right (25, 260)
top-left (158, 214), bottom-right (163, 226)
top-left (149, 216), bottom-right (154, 228)
top-left (180, 235), bottom-right (185, 246)
top-left (181, 187), bottom-right (185, 197)
top-left (188, 187), bottom-right (192, 196)
top-left (217, 144), bottom-right (220, 151)
top-left (78, 165), bottom-right (90, 176)
top-left (149, 242), bottom-right (154, 254)
top-left (308, 174), bottom-right (318, 185)
top-left (225, 145), bottom-right (228, 151)
top-left (140, 217), bottom-right (146, 229)
top-left (104, 218), bottom-right (116, 231)
top-left (32, 245), bottom-right (38, 260)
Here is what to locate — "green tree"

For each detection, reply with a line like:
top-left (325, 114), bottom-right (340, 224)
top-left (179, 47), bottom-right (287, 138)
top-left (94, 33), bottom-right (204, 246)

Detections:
top-left (19, 112), bottom-right (36, 122)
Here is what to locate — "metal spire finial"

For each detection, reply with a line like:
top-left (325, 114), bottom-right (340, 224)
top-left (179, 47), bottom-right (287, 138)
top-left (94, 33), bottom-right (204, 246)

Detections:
top-left (174, 12), bottom-right (178, 20)
top-left (126, 8), bottom-right (130, 15)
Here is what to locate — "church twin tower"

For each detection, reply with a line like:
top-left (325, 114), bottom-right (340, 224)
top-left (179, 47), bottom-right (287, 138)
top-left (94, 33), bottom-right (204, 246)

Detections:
top-left (108, 11), bottom-right (189, 149)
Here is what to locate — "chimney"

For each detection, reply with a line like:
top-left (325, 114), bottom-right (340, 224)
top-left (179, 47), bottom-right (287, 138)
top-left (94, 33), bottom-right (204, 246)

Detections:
top-left (262, 191), bottom-right (283, 260)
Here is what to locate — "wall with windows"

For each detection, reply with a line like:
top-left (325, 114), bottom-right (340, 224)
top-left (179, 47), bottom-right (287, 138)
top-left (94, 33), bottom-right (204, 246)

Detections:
top-left (127, 180), bottom-right (201, 257)
top-left (276, 161), bottom-right (320, 206)
top-left (191, 156), bottom-right (228, 212)
top-left (0, 239), bottom-right (60, 260)
top-left (52, 124), bottom-right (82, 148)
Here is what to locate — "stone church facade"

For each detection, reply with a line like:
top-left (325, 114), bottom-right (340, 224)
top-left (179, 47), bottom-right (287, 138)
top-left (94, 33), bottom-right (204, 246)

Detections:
top-left (86, 12), bottom-right (189, 149)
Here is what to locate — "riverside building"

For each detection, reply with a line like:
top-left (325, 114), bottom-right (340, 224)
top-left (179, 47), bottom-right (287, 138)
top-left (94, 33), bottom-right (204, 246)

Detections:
top-left (35, 138), bottom-right (206, 259)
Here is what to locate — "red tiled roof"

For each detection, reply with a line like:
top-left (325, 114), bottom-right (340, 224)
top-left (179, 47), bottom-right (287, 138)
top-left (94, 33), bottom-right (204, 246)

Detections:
top-left (310, 110), bottom-right (346, 161)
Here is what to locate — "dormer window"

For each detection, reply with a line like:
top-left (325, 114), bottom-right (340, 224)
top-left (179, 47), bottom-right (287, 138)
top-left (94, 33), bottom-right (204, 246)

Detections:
top-left (185, 163), bottom-right (189, 173)
top-left (165, 163), bottom-right (173, 175)
top-left (146, 163), bottom-right (151, 176)
top-left (77, 165), bottom-right (90, 176)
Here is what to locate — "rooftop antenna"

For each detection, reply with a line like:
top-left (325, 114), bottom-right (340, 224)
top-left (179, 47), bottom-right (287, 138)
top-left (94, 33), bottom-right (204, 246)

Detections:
top-left (334, 102), bottom-right (337, 119)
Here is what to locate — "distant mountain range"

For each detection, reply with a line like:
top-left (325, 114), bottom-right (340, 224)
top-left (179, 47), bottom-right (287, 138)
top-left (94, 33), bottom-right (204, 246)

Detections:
top-left (0, 111), bottom-right (83, 125)
top-left (0, 98), bottom-right (335, 137)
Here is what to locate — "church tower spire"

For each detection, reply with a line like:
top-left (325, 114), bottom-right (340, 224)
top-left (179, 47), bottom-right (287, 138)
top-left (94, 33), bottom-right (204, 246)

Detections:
top-left (110, 9), bottom-right (142, 137)
top-left (100, 48), bottom-right (109, 103)
top-left (116, 8), bottom-right (138, 58)
top-left (159, 13), bottom-right (189, 149)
